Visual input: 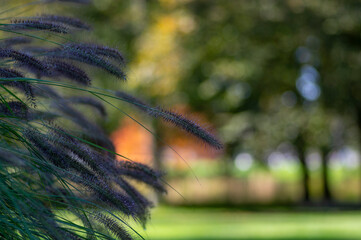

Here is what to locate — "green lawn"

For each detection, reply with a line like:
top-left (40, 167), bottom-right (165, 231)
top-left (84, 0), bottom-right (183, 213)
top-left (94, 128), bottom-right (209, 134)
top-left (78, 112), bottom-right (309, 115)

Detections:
top-left (132, 206), bottom-right (361, 240)
top-left (58, 206), bottom-right (361, 240)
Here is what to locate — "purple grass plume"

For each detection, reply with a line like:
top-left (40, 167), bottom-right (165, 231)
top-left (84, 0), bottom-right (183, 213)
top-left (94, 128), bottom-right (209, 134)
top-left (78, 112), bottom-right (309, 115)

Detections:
top-left (65, 43), bottom-right (125, 64)
top-left (117, 160), bottom-right (166, 193)
top-left (23, 129), bottom-right (71, 169)
top-left (48, 44), bottom-right (127, 79)
top-left (0, 37), bottom-right (32, 48)
top-left (93, 213), bottom-right (133, 240)
top-left (0, 48), bottom-right (48, 74)
top-left (51, 98), bottom-right (116, 152)
top-left (116, 91), bottom-right (223, 149)
top-left (0, 101), bottom-right (28, 119)
top-left (9, 19), bottom-right (69, 33)
top-left (0, 68), bottom-right (35, 102)
top-left (32, 15), bottom-right (91, 30)
top-left (44, 58), bottom-right (91, 85)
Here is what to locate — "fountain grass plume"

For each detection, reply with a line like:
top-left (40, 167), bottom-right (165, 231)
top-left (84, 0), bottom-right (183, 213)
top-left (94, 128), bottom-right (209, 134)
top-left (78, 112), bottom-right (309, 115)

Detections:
top-left (25, 127), bottom-right (150, 222)
top-left (93, 213), bottom-right (133, 240)
top-left (0, 48), bottom-right (48, 74)
top-left (65, 42), bottom-right (126, 64)
top-left (0, 101), bottom-right (28, 119)
top-left (49, 44), bottom-right (127, 79)
top-left (51, 98), bottom-right (115, 152)
top-left (116, 91), bottom-right (223, 149)
top-left (9, 19), bottom-right (69, 33)
top-left (117, 160), bottom-right (166, 193)
top-left (34, 14), bottom-right (92, 30)
top-left (44, 58), bottom-right (91, 85)
top-left (23, 128), bottom-right (71, 169)
top-left (0, 36), bottom-right (32, 47)
top-left (0, 67), bottom-right (35, 101)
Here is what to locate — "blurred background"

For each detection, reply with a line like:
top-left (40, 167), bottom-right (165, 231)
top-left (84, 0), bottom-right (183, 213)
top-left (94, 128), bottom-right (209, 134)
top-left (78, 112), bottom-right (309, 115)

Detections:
top-left (83, 0), bottom-right (361, 205)
top-left (7, 0), bottom-right (361, 239)
top-left (84, 1), bottom-right (361, 239)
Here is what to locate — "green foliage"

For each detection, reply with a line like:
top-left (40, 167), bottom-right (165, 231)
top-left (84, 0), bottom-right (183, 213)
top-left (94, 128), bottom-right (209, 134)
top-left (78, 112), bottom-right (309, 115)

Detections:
top-left (83, 0), bottom-right (361, 204)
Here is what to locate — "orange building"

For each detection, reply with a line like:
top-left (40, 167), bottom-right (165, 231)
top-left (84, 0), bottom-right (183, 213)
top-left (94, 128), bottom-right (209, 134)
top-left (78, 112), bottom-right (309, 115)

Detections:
top-left (111, 115), bottom-right (220, 165)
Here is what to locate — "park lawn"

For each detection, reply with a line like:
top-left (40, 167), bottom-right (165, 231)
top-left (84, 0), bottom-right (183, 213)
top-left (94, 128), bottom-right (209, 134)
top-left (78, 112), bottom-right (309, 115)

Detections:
top-left (132, 206), bottom-right (361, 240)
top-left (57, 206), bottom-right (361, 240)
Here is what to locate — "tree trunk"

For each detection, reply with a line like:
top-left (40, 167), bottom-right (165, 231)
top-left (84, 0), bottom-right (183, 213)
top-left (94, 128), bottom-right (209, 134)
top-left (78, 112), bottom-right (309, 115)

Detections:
top-left (299, 150), bottom-right (310, 202)
top-left (152, 120), bottom-right (163, 171)
top-left (296, 134), bottom-right (310, 203)
top-left (320, 147), bottom-right (332, 202)
top-left (152, 120), bottom-right (164, 203)
top-left (356, 108), bottom-right (361, 201)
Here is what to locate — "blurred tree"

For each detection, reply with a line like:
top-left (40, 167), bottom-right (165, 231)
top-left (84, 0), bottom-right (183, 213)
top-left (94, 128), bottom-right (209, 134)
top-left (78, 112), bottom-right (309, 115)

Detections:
top-left (175, 1), bottom-right (313, 201)
top-left (79, 0), bottom-right (361, 204)
top-left (176, 0), bottom-right (361, 203)
top-left (309, 1), bottom-right (361, 199)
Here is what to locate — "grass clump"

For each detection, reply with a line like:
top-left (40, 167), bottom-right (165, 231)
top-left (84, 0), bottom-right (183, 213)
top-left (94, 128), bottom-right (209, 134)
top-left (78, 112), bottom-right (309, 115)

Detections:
top-left (0, 1), bottom-right (221, 239)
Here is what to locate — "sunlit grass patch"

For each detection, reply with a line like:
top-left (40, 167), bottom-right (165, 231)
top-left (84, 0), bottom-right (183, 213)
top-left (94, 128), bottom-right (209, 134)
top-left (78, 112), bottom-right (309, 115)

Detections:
top-left (130, 206), bottom-right (361, 240)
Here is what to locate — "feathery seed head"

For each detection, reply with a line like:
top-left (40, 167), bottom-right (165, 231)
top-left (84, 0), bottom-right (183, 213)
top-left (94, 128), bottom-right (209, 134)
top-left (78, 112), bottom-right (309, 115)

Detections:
top-left (66, 43), bottom-right (125, 64)
top-left (0, 37), bottom-right (32, 48)
top-left (0, 101), bottom-right (28, 119)
top-left (115, 91), bottom-right (223, 149)
top-left (44, 58), bottom-right (91, 85)
top-left (9, 19), bottom-right (69, 33)
top-left (35, 15), bottom-right (92, 30)
top-left (23, 129), bottom-right (71, 169)
top-left (0, 48), bottom-right (49, 75)
top-left (0, 68), bottom-right (35, 102)
top-left (48, 44), bottom-right (127, 79)
top-left (93, 213), bottom-right (133, 240)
